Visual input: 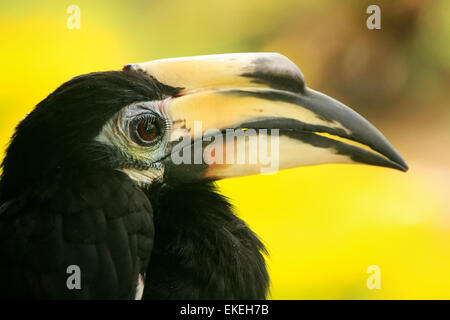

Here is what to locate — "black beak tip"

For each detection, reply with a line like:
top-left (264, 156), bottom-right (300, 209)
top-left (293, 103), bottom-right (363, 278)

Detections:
top-left (390, 153), bottom-right (408, 172)
top-left (398, 160), bottom-right (409, 172)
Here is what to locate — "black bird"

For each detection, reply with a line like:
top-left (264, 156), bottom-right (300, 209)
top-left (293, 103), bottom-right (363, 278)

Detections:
top-left (0, 53), bottom-right (408, 299)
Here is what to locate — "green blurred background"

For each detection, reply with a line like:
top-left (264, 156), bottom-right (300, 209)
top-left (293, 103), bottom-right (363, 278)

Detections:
top-left (1, 0), bottom-right (449, 299)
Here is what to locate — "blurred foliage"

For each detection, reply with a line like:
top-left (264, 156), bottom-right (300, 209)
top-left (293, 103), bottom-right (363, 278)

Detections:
top-left (0, 0), bottom-right (449, 299)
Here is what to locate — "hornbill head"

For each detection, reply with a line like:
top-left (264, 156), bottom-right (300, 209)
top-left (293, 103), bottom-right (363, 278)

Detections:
top-left (1, 53), bottom-right (407, 198)
top-left (102, 53), bottom-right (407, 186)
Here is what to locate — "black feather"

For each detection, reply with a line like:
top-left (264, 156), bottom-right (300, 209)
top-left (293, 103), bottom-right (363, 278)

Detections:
top-left (0, 170), bottom-right (154, 299)
top-left (144, 180), bottom-right (269, 299)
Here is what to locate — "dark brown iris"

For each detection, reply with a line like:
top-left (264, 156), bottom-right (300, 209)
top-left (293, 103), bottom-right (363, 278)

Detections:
top-left (137, 118), bottom-right (159, 142)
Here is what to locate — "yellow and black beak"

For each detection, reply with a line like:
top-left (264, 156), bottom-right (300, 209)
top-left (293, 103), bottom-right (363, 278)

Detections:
top-left (126, 53), bottom-right (408, 181)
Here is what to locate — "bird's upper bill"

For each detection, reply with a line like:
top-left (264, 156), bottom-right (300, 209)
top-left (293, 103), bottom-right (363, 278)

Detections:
top-left (124, 53), bottom-right (408, 181)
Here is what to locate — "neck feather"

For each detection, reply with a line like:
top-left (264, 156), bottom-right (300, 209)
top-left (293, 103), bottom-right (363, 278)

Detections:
top-left (143, 180), bottom-right (269, 299)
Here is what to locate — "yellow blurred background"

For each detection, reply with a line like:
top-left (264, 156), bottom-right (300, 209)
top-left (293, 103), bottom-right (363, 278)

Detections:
top-left (1, 0), bottom-right (449, 299)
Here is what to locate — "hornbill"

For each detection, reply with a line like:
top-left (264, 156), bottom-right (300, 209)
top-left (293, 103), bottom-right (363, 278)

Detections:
top-left (0, 53), bottom-right (407, 299)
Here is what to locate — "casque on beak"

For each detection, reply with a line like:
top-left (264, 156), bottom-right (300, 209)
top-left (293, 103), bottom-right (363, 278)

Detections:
top-left (125, 53), bottom-right (408, 181)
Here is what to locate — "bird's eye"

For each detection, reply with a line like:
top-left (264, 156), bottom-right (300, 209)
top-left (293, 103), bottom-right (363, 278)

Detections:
top-left (130, 114), bottom-right (164, 146)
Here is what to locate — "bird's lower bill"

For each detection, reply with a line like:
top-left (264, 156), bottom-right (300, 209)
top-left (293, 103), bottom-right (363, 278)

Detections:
top-left (162, 124), bottom-right (406, 181)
